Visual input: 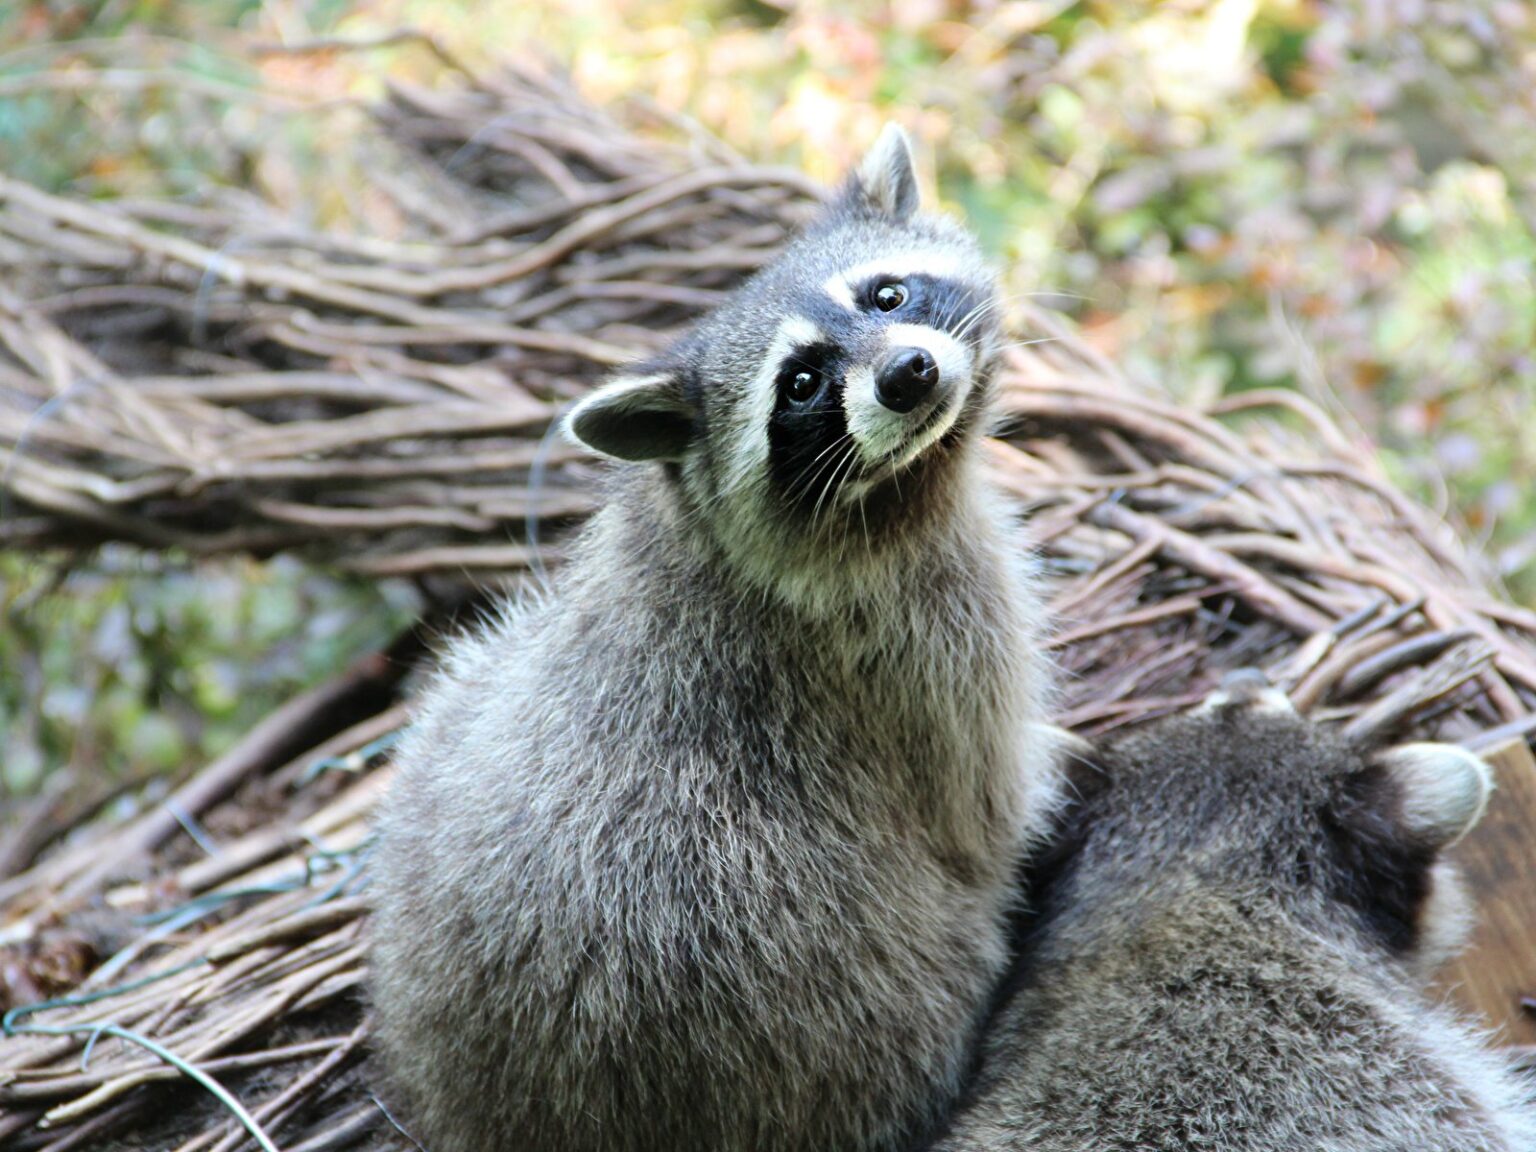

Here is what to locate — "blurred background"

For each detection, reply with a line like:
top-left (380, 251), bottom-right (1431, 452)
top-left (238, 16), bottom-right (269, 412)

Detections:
top-left (2, 0), bottom-right (1533, 799)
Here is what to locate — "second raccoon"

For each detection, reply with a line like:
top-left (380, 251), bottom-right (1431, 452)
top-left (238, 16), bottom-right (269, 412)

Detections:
top-left (935, 673), bottom-right (1536, 1152)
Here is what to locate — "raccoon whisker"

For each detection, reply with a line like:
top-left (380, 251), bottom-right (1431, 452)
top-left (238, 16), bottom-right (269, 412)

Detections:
top-left (837, 473), bottom-right (857, 566)
top-left (792, 436), bottom-right (854, 519)
top-left (809, 447), bottom-right (844, 527)
top-left (885, 443), bottom-right (905, 505)
top-left (837, 453), bottom-right (873, 564)
top-left (951, 291), bottom-right (1070, 347)
top-left (994, 336), bottom-right (1063, 352)
top-left (954, 295), bottom-right (1021, 344)
top-left (830, 446), bottom-right (865, 545)
top-left (804, 429), bottom-right (856, 474)
top-left (812, 442), bottom-right (860, 530)
top-left (788, 433), bottom-right (851, 501)
top-left (792, 433), bottom-right (854, 508)
top-left (824, 443), bottom-right (862, 522)
top-left (951, 302), bottom-right (1005, 349)
top-left (949, 293), bottom-right (1022, 342)
top-left (838, 437), bottom-right (917, 508)
top-left (941, 297), bottom-right (982, 340)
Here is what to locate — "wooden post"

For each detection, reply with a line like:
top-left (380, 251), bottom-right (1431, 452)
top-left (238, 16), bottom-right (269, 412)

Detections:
top-left (1439, 738), bottom-right (1536, 1044)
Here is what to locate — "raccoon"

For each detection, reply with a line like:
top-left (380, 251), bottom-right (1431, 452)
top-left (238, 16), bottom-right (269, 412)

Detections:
top-left (368, 126), bottom-right (1058, 1152)
top-left (931, 672), bottom-right (1536, 1152)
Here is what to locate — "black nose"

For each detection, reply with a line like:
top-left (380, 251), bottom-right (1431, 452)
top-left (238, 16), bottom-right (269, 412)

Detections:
top-left (875, 348), bottom-right (939, 413)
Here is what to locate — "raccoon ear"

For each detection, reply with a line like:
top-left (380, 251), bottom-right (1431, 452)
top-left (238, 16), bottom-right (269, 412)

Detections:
top-left (1194, 667), bottom-right (1295, 714)
top-left (1321, 744), bottom-right (1490, 958)
top-left (563, 371), bottom-right (696, 463)
top-left (1371, 743), bottom-right (1493, 849)
top-left (843, 123), bottom-right (920, 221)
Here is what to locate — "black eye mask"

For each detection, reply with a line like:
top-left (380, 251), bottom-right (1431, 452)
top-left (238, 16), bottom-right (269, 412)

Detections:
top-left (768, 342), bottom-right (854, 512)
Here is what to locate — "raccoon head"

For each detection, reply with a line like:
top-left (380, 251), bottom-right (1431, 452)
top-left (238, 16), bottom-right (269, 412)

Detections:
top-left (563, 125), bottom-right (1003, 594)
top-left (1044, 672), bottom-right (1493, 970)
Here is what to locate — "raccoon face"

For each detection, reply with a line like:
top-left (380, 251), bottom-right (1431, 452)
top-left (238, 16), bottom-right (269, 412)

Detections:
top-left (1042, 673), bottom-right (1493, 962)
top-left (564, 125), bottom-right (1004, 572)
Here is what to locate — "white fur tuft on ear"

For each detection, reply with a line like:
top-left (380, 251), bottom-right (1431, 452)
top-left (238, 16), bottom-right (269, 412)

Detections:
top-left (1375, 743), bottom-right (1494, 848)
top-left (563, 372), bottom-right (695, 463)
top-left (855, 123), bottom-right (920, 220)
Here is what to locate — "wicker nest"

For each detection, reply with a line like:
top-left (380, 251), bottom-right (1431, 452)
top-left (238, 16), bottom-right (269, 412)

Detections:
top-left (2, 57), bottom-right (1535, 1152)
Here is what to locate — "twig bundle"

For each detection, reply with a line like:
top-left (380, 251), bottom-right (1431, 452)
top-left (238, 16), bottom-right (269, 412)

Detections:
top-left (0, 64), bottom-right (817, 578)
top-left (1, 55), bottom-right (1534, 1152)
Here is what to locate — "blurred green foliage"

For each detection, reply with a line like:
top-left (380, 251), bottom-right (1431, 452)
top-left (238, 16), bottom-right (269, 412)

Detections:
top-left (0, 550), bottom-right (416, 795)
top-left (2, 0), bottom-right (1534, 794)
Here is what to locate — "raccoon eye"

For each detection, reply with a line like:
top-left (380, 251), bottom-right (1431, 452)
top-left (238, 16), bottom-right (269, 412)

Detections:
top-left (783, 369), bottom-right (821, 404)
top-left (873, 282), bottom-right (908, 312)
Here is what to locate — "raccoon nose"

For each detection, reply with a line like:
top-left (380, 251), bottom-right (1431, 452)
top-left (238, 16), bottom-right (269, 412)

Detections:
top-left (875, 348), bottom-right (939, 413)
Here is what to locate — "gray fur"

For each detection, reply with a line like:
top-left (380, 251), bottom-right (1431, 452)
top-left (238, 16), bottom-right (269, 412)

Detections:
top-left (369, 128), bottom-right (1056, 1152)
top-left (934, 684), bottom-right (1536, 1152)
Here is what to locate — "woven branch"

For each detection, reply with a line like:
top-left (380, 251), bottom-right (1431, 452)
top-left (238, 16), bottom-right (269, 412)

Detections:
top-left (0, 65), bottom-right (817, 583)
top-left (2, 57), bottom-right (1535, 1152)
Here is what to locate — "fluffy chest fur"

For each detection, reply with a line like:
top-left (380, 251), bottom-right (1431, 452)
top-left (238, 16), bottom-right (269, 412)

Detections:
top-left (369, 488), bottom-right (1052, 1152)
top-left (548, 483), bottom-right (1046, 857)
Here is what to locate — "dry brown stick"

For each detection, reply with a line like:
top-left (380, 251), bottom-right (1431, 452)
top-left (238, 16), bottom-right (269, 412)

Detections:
top-left (1207, 388), bottom-right (1363, 463)
top-left (251, 499), bottom-right (496, 533)
top-left (1284, 462), bottom-right (1471, 576)
top-left (1017, 379), bottom-right (1336, 543)
top-left (207, 899), bottom-right (370, 964)
top-left (1085, 502), bottom-right (1332, 636)
top-left (0, 68), bottom-right (348, 110)
top-left (133, 371), bottom-right (447, 406)
top-left (0, 177), bottom-right (478, 326)
top-left (46, 946), bottom-right (365, 1126)
top-left (341, 542), bottom-right (547, 576)
top-left (373, 167), bottom-right (815, 295)
top-left (193, 932), bottom-right (363, 1022)
top-left (1480, 600), bottom-right (1536, 639)
top-left (32, 1096), bottom-right (146, 1152)
top-left (268, 314), bottom-right (636, 364)
top-left (0, 1038), bottom-right (346, 1106)
top-left (268, 701), bottom-right (411, 792)
top-left (1047, 594), bottom-right (1207, 649)
top-left (0, 1108), bottom-right (44, 1143)
top-left (281, 1099), bottom-right (385, 1152)
top-left (177, 952), bottom-right (365, 1068)
top-left (0, 770), bottom-right (81, 882)
top-left (201, 1025), bottom-right (368, 1152)
top-left (1343, 643), bottom-right (1495, 742)
top-left (248, 26), bottom-right (480, 77)
top-left (1334, 630), bottom-right (1477, 699)
top-left (1213, 533), bottom-right (1535, 708)
top-left (452, 172), bottom-right (659, 243)
top-left (1290, 629), bottom-right (1415, 714)
top-left (57, 652), bottom-right (399, 908)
